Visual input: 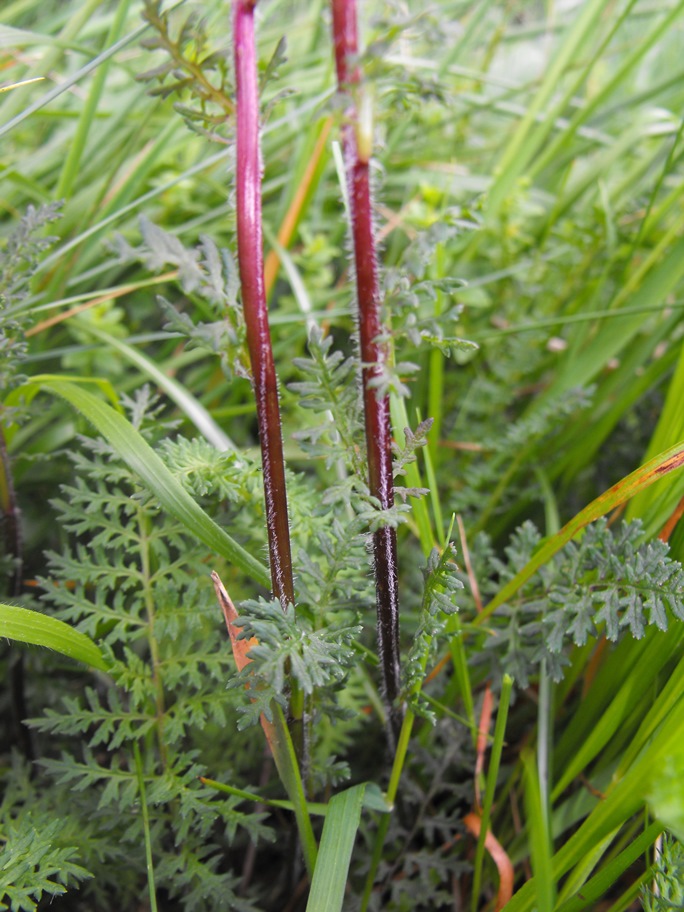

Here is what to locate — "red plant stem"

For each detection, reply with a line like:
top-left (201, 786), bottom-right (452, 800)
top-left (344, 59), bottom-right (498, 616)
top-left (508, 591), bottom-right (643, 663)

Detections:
top-left (233, 0), bottom-right (294, 611)
top-left (331, 0), bottom-right (401, 725)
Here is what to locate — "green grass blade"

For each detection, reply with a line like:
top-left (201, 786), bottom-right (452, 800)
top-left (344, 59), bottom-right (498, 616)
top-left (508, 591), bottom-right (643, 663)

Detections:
top-left (0, 603), bottom-right (108, 671)
top-left (554, 822), bottom-right (661, 912)
top-left (530, 0), bottom-right (681, 180)
top-left (56, 0), bottom-right (133, 199)
top-left (306, 783), bottom-right (366, 912)
top-left (486, 0), bottom-right (610, 216)
top-left (617, 650), bottom-right (684, 776)
top-left (0, 0), bottom-right (104, 125)
top-left (0, 20), bottom-right (149, 140)
top-left (522, 749), bottom-right (555, 912)
top-left (627, 338), bottom-right (684, 522)
top-left (133, 743), bottom-right (159, 912)
top-left (390, 395), bottom-right (436, 555)
top-left (547, 229), bottom-right (684, 401)
top-left (552, 629), bottom-right (683, 800)
top-left (19, 376), bottom-right (270, 588)
top-left (75, 323), bottom-right (235, 451)
top-left (361, 708), bottom-right (414, 912)
top-left (471, 675), bottom-right (513, 912)
top-left (507, 701), bottom-right (684, 912)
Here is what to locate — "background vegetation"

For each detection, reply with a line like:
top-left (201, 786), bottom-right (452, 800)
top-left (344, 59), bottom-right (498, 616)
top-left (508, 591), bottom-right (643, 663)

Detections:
top-left (2, 0), bottom-right (684, 909)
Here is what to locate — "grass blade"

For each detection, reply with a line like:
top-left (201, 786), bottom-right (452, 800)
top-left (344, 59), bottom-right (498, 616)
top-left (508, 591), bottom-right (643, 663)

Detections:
top-left (0, 603), bottom-right (108, 671)
top-left (0, 20), bottom-right (149, 140)
top-left (522, 748), bottom-right (556, 912)
top-left (14, 376), bottom-right (270, 588)
top-left (268, 704), bottom-right (318, 878)
top-left (554, 822), bottom-right (661, 912)
top-left (471, 675), bottom-right (514, 911)
top-left (75, 324), bottom-right (235, 451)
top-left (306, 783), bottom-right (366, 912)
top-left (133, 743), bottom-right (158, 912)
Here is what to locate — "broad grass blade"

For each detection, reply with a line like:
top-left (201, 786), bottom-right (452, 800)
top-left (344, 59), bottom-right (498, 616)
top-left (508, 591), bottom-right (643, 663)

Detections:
top-left (0, 603), bottom-right (108, 671)
top-left (16, 377), bottom-right (271, 588)
top-left (306, 783), bottom-right (366, 912)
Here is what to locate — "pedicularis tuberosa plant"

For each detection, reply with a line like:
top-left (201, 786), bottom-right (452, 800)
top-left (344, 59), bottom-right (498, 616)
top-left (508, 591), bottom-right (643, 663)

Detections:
top-left (5, 1), bottom-right (684, 910)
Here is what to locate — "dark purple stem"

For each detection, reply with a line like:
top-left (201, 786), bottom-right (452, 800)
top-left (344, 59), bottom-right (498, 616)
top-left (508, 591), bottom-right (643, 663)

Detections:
top-left (233, 0), bottom-right (294, 612)
top-left (331, 0), bottom-right (402, 731)
top-left (1, 427), bottom-right (32, 758)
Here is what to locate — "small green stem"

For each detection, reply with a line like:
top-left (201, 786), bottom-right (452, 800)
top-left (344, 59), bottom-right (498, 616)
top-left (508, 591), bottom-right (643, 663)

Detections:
top-left (134, 743), bottom-right (158, 912)
top-left (360, 708), bottom-right (416, 912)
top-left (270, 703), bottom-right (318, 879)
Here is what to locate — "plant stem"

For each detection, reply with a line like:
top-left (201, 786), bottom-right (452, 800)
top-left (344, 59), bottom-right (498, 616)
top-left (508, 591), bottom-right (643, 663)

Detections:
top-left (134, 742), bottom-right (159, 912)
top-left (0, 426), bottom-right (32, 760)
top-left (232, 0), bottom-right (295, 613)
top-left (330, 0), bottom-right (402, 736)
top-left (360, 708), bottom-right (415, 912)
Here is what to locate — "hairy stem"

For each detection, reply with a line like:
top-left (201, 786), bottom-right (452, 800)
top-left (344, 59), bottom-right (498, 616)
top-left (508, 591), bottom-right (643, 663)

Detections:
top-left (0, 426), bottom-right (32, 759)
top-left (330, 0), bottom-right (402, 734)
top-left (232, 0), bottom-right (295, 613)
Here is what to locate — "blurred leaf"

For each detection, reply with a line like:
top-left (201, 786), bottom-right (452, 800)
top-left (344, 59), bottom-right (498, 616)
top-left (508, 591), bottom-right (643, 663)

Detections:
top-left (0, 603), bottom-right (108, 671)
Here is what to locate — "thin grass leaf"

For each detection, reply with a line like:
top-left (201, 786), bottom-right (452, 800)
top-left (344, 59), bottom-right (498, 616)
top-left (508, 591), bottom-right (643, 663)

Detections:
top-left (485, 0), bottom-right (611, 216)
top-left (55, 0), bottom-right (133, 199)
top-left (554, 823), bottom-right (661, 912)
top-left (76, 324), bottom-right (235, 451)
top-left (133, 743), bottom-right (158, 912)
top-left (507, 699), bottom-right (684, 911)
top-left (471, 675), bottom-right (514, 912)
top-left (522, 748), bottom-right (555, 912)
top-left (0, 20), bottom-right (150, 140)
top-left (268, 704), bottom-right (318, 878)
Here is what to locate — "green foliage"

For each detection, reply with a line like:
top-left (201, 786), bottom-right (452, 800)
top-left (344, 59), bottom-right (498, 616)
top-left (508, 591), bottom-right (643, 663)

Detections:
top-left (16, 396), bottom-right (271, 909)
top-left (230, 596), bottom-right (360, 726)
top-left (479, 519), bottom-right (684, 686)
top-left (0, 756), bottom-right (91, 912)
top-left (0, 203), bottom-right (61, 393)
top-left (138, 0), bottom-right (234, 139)
top-left (291, 327), bottom-right (364, 468)
top-left (112, 218), bottom-right (248, 379)
top-left (404, 543), bottom-right (463, 717)
top-left (642, 838), bottom-right (684, 912)
top-left (2, 0), bottom-right (684, 909)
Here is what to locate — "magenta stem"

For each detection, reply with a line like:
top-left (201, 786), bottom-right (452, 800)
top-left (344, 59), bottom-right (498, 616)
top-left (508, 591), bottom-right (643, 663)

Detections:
top-left (331, 0), bottom-right (402, 728)
top-left (233, 0), bottom-right (295, 611)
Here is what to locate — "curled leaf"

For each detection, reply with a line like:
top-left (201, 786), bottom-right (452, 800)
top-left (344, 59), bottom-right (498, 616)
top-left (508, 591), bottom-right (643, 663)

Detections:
top-left (463, 812), bottom-right (514, 911)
